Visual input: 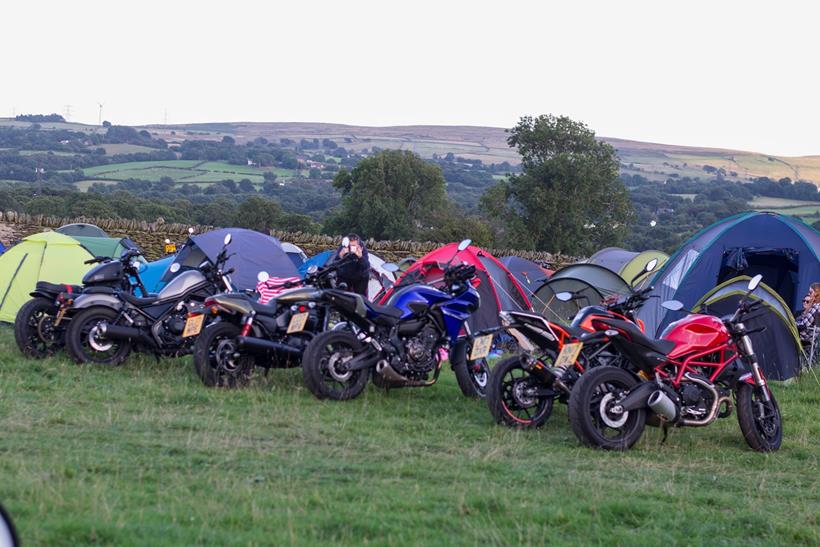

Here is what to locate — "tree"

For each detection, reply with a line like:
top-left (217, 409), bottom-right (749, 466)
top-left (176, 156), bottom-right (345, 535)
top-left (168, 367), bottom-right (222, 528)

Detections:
top-left (325, 150), bottom-right (450, 240)
top-left (480, 115), bottom-right (633, 254)
top-left (238, 179), bottom-right (256, 193)
top-left (221, 135), bottom-right (235, 145)
top-left (263, 171), bottom-right (278, 183)
top-left (234, 196), bottom-right (283, 233)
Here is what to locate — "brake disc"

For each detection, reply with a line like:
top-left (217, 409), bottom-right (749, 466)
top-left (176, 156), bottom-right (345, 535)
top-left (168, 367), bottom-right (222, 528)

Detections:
top-left (599, 392), bottom-right (629, 428)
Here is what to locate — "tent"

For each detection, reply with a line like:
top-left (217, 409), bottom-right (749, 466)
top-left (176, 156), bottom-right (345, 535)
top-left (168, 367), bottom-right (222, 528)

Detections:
top-left (138, 255), bottom-right (176, 294)
top-left (55, 223), bottom-right (108, 238)
top-left (164, 228), bottom-right (299, 291)
top-left (72, 235), bottom-right (140, 260)
top-left (689, 277), bottom-right (802, 380)
top-left (550, 263), bottom-right (632, 298)
top-left (281, 242), bottom-right (308, 269)
top-left (297, 249), bottom-right (396, 301)
top-left (531, 277), bottom-right (604, 324)
top-left (0, 232), bottom-right (94, 322)
top-left (638, 212), bottom-right (820, 336)
top-left (381, 243), bottom-right (531, 331)
top-left (500, 256), bottom-right (551, 300)
top-left (589, 247), bottom-right (669, 288)
top-left (0, 241), bottom-right (5, 256)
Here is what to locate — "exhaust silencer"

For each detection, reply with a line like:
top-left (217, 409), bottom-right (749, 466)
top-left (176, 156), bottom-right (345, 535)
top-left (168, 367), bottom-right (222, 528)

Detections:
top-left (236, 336), bottom-right (302, 357)
top-left (647, 390), bottom-right (678, 422)
top-left (98, 323), bottom-right (153, 345)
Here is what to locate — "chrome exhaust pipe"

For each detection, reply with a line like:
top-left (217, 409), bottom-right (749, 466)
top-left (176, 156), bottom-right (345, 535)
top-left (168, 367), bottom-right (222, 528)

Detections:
top-left (680, 373), bottom-right (722, 427)
top-left (375, 360), bottom-right (408, 383)
top-left (648, 390), bottom-right (679, 422)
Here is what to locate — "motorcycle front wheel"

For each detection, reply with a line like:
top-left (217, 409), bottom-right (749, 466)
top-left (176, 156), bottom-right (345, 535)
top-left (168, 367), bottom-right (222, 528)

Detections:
top-left (568, 366), bottom-right (646, 450)
top-left (302, 330), bottom-right (369, 401)
top-left (736, 383), bottom-right (782, 452)
top-left (66, 307), bottom-right (132, 365)
top-left (486, 355), bottom-right (555, 428)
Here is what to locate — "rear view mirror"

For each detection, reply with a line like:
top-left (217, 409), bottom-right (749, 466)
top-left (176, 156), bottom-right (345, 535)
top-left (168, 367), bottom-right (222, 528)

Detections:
top-left (342, 236), bottom-right (350, 248)
top-left (662, 300), bottom-right (684, 311)
top-left (382, 263), bottom-right (400, 273)
top-left (223, 233), bottom-right (232, 246)
top-left (748, 274), bottom-right (763, 292)
top-left (457, 239), bottom-right (472, 252)
top-left (257, 271), bottom-right (270, 283)
top-left (555, 292), bottom-right (573, 302)
top-left (645, 258), bottom-right (659, 273)
top-left (169, 263), bottom-right (181, 273)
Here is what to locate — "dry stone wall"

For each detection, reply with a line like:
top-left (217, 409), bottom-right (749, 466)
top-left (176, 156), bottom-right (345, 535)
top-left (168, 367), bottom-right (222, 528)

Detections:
top-left (0, 211), bottom-right (577, 267)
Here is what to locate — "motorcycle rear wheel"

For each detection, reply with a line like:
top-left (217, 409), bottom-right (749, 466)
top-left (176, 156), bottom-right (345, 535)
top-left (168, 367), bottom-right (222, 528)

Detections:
top-left (193, 322), bottom-right (255, 388)
top-left (736, 383), bottom-right (782, 452)
top-left (302, 330), bottom-right (369, 401)
top-left (569, 366), bottom-right (645, 450)
top-left (14, 297), bottom-right (63, 359)
top-left (486, 356), bottom-right (555, 428)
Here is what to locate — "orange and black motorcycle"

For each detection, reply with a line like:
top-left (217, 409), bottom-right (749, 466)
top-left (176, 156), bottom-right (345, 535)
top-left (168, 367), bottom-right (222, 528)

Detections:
top-left (482, 260), bottom-right (659, 428)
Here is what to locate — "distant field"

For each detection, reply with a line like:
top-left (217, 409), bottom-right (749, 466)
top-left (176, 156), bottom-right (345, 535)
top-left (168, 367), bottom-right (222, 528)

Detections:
top-left (749, 196), bottom-right (820, 208)
top-left (749, 196), bottom-right (820, 222)
top-left (94, 143), bottom-right (159, 155)
top-left (75, 180), bottom-right (118, 192)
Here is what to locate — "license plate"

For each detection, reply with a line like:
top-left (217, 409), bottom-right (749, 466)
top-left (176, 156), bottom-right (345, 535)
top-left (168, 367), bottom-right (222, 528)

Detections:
top-left (287, 312), bottom-right (309, 333)
top-left (554, 342), bottom-right (583, 368)
top-left (469, 334), bottom-right (493, 360)
top-left (182, 314), bottom-right (205, 338)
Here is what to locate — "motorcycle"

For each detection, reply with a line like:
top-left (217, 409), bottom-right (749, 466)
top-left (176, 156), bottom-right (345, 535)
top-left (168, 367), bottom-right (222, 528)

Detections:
top-left (64, 234), bottom-right (236, 366)
top-left (13, 248), bottom-right (147, 358)
top-left (190, 248), bottom-right (358, 388)
top-left (568, 274), bottom-right (782, 452)
top-left (300, 239), bottom-right (486, 401)
top-left (483, 259), bottom-right (658, 428)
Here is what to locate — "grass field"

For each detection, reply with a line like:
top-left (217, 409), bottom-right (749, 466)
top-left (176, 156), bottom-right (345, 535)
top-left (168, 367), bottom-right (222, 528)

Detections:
top-left (0, 326), bottom-right (817, 545)
top-left (750, 197), bottom-right (820, 222)
top-left (80, 161), bottom-right (300, 189)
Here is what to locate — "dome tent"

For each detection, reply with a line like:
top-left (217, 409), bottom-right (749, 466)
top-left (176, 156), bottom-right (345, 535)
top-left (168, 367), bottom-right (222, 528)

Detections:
top-left (0, 232), bottom-right (94, 322)
top-left (500, 256), bottom-right (551, 300)
top-left (381, 242), bottom-right (531, 331)
top-left (72, 236), bottom-right (141, 261)
top-left (281, 242), bottom-right (308, 269)
top-left (587, 247), bottom-right (668, 288)
top-left (138, 255), bottom-right (176, 294)
top-left (638, 212), bottom-right (820, 336)
top-left (55, 223), bottom-right (108, 238)
top-left (690, 277), bottom-right (802, 380)
top-left (550, 263), bottom-right (632, 298)
top-left (531, 277), bottom-right (604, 324)
top-left (0, 241), bottom-right (5, 256)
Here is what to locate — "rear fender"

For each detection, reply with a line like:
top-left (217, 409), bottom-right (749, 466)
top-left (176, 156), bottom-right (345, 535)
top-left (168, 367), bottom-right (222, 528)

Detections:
top-left (70, 293), bottom-right (122, 311)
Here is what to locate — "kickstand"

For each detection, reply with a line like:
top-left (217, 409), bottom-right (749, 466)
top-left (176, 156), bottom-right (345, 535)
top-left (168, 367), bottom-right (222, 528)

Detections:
top-left (661, 423), bottom-right (670, 444)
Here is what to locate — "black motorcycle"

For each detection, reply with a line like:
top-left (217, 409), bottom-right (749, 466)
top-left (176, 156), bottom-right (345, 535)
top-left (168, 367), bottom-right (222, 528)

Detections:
top-left (13, 248), bottom-right (147, 358)
top-left (190, 250), bottom-right (357, 387)
top-left (64, 234), bottom-right (236, 365)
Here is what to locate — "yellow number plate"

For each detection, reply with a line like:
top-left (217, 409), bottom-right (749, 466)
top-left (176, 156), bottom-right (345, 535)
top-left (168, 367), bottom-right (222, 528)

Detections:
top-left (287, 312), bottom-right (309, 334)
top-left (469, 334), bottom-right (493, 360)
top-left (182, 314), bottom-right (205, 338)
top-left (554, 342), bottom-right (583, 368)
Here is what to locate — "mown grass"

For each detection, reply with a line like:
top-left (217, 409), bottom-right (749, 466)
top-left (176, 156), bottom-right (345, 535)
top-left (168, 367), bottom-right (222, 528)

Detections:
top-left (0, 325), bottom-right (817, 545)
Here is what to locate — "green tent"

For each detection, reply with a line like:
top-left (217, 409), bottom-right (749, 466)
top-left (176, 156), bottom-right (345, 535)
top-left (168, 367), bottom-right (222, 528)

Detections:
top-left (0, 232), bottom-right (94, 323)
top-left (71, 235), bottom-right (140, 260)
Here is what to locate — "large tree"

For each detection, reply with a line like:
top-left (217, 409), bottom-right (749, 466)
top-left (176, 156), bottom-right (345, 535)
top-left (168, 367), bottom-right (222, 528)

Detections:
top-left (325, 150), bottom-right (451, 240)
top-left (481, 115), bottom-right (633, 255)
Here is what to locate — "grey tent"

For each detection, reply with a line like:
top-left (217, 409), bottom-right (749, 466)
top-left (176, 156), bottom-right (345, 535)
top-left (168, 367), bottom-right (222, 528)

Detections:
top-left (550, 263), bottom-right (631, 299)
top-left (163, 228), bottom-right (299, 290)
top-left (588, 247), bottom-right (668, 288)
top-left (691, 277), bottom-right (803, 380)
top-left (532, 277), bottom-right (604, 324)
top-left (501, 256), bottom-right (551, 301)
top-left (55, 223), bottom-right (108, 238)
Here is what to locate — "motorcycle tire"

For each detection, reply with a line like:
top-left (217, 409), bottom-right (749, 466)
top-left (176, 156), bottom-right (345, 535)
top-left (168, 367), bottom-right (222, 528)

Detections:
top-left (193, 322), bottom-right (255, 388)
top-left (451, 340), bottom-right (490, 399)
top-left (66, 306), bottom-right (132, 366)
top-left (14, 297), bottom-right (63, 359)
top-left (569, 366), bottom-right (645, 450)
top-left (736, 383), bottom-right (782, 452)
top-left (486, 356), bottom-right (554, 428)
top-left (302, 329), bottom-right (369, 401)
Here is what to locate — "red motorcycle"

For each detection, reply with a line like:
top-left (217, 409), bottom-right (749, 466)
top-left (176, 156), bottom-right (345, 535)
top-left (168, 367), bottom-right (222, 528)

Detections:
top-left (568, 274), bottom-right (782, 452)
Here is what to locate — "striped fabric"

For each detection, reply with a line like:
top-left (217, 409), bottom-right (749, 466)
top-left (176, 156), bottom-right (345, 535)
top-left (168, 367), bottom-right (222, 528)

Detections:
top-left (257, 277), bottom-right (302, 304)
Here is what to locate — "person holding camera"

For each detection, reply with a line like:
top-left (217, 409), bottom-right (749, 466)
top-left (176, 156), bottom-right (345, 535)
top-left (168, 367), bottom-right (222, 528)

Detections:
top-left (334, 234), bottom-right (371, 296)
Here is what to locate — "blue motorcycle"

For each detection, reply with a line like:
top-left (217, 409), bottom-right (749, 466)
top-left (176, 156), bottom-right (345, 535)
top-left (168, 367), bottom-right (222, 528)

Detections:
top-left (301, 239), bottom-right (485, 401)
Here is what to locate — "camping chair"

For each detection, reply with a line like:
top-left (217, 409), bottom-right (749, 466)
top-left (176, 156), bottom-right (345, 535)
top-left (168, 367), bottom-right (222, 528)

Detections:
top-left (806, 314), bottom-right (820, 368)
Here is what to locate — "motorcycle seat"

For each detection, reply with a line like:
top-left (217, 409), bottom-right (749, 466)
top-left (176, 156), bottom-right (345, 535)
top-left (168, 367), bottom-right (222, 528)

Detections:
top-left (120, 292), bottom-right (159, 306)
top-left (602, 318), bottom-right (676, 356)
top-left (36, 281), bottom-right (82, 294)
top-left (365, 301), bottom-right (404, 319)
top-left (251, 299), bottom-right (282, 316)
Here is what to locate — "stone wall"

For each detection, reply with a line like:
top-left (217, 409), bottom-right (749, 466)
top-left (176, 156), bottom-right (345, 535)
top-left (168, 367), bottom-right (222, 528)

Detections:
top-left (0, 211), bottom-right (577, 267)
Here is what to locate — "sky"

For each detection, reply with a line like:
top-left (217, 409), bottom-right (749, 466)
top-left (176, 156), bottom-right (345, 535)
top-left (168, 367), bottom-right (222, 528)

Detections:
top-left (2, 0), bottom-right (818, 156)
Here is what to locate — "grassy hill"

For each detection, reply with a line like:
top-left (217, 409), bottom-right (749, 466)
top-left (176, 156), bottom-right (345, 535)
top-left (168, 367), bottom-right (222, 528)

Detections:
top-left (0, 326), bottom-right (817, 544)
top-left (144, 122), bottom-right (820, 185)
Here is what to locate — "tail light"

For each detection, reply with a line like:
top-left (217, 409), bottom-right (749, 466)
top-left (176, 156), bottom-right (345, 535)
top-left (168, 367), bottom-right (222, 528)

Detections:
top-left (470, 278), bottom-right (481, 288)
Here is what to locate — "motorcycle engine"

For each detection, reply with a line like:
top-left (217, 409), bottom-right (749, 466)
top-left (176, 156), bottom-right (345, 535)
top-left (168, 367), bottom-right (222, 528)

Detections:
top-left (395, 325), bottom-right (440, 379)
top-left (679, 382), bottom-right (711, 419)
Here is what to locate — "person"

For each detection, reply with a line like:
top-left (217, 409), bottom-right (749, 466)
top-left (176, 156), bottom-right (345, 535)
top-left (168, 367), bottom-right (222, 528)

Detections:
top-left (333, 234), bottom-right (370, 296)
top-left (796, 282), bottom-right (820, 344)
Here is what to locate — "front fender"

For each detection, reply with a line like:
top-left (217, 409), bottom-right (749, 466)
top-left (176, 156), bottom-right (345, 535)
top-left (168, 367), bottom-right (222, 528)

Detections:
top-left (71, 293), bottom-right (122, 311)
top-left (449, 338), bottom-right (469, 368)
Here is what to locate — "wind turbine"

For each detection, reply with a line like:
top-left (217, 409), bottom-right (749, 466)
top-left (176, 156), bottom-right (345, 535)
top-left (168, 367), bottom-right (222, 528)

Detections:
top-left (97, 102), bottom-right (105, 126)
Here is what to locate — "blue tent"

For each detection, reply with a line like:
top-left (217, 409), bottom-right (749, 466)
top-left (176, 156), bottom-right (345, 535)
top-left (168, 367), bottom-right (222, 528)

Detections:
top-left (0, 241), bottom-right (5, 256)
top-left (299, 250), bottom-right (334, 277)
top-left (500, 256), bottom-right (550, 300)
top-left (138, 255), bottom-right (175, 294)
top-left (638, 212), bottom-right (820, 336)
top-left (164, 228), bottom-right (299, 291)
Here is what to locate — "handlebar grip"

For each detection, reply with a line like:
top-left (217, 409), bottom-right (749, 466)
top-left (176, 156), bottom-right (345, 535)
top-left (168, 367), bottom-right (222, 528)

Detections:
top-left (225, 268), bottom-right (235, 275)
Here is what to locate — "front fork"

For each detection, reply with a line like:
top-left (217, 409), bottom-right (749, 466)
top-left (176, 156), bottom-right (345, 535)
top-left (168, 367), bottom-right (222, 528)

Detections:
top-left (738, 333), bottom-right (771, 402)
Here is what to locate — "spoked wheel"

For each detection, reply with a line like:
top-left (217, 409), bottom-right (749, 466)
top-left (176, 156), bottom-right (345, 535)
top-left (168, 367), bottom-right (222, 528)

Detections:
top-left (569, 366), bottom-right (646, 450)
top-left (193, 322), bottom-right (255, 388)
top-left (66, 307), bottom-right (132, 365)
top-left (487, 356), bottom-right (555, 428)
top-left (736, 383), bottom-right (782, 452)
top-left (14, 298), bottom-right (63, 358)
top-left (302, 330), bottom-right (369, 401)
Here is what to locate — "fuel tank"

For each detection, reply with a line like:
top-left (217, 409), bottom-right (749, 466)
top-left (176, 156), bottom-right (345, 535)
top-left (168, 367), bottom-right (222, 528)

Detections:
top-left (82, 261), bottom-right (124, 286)
top-left (660, 314), bottom-right (730, 359)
